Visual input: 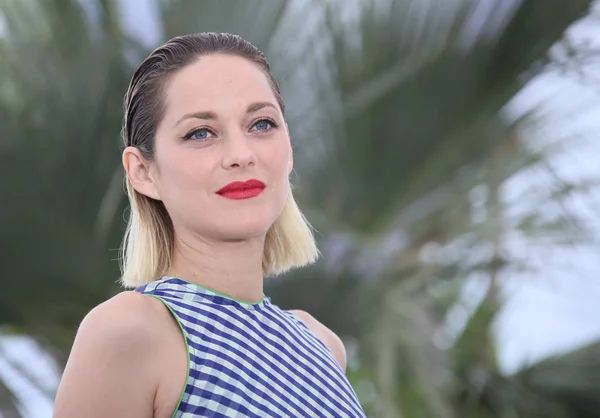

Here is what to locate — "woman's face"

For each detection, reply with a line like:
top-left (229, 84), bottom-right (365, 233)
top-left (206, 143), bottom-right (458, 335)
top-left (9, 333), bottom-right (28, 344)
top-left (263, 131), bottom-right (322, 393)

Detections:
top-left (131, 53), bottom-right (292, 242)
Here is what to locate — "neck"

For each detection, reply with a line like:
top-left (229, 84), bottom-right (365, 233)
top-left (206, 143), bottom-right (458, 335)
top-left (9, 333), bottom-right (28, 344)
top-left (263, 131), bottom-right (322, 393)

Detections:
top-left (166, 230), bottom-right (266, 304)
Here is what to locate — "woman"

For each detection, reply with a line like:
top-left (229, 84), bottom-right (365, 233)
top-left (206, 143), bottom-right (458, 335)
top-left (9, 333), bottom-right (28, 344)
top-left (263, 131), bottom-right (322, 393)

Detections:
top-left (53, 32), bottom-right (366, 418)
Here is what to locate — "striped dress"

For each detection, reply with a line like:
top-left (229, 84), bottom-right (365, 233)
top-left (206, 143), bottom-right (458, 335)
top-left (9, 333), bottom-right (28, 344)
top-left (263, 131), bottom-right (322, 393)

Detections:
top-left (136, 276), bottom-right (366, 418)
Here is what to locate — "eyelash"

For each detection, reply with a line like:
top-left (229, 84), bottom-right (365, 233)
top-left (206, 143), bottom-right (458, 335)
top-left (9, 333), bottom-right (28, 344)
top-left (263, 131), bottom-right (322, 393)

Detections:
top-left (183, 118), bottom-right (280, 141)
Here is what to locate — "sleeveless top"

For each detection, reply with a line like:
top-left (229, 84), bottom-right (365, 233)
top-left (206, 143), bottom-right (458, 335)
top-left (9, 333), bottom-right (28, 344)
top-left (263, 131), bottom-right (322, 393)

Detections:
top-left (136, 277), bottom-right (366, 418)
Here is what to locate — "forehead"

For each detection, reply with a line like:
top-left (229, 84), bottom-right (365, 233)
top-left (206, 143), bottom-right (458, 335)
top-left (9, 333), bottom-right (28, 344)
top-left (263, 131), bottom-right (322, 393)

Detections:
top-left (162, 54), bottom-right (277, 117)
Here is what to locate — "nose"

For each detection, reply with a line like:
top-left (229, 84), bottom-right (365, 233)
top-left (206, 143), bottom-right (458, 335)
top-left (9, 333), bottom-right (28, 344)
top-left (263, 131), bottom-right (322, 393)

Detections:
top-left (221, 130), bottom-right (256, 170)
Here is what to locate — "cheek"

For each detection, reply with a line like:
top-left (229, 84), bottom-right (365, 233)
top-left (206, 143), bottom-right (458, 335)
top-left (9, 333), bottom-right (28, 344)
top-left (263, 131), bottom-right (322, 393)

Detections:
top-left (268, 140), bottom-right (291, 177)
top-left (155, 149), bottom-right (211, 197)
top-left (270, 143), bottom-right (291, 206)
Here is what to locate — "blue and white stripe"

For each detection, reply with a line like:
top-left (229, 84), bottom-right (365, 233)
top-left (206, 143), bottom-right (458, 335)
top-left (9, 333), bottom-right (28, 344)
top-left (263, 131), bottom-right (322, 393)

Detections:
top-left (137, 277), bottom-right (366, 418)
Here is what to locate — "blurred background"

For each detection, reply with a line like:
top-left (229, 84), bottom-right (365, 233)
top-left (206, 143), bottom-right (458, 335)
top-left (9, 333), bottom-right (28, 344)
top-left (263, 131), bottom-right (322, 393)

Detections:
top-left (1, 0), bottom-right (600, 417)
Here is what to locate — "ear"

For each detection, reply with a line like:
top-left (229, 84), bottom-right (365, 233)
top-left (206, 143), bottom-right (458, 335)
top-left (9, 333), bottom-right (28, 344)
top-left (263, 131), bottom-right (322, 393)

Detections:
top-left (122, 147), bottom-right (161, 200)
top-left (286, 123), bottom-right (293, 175)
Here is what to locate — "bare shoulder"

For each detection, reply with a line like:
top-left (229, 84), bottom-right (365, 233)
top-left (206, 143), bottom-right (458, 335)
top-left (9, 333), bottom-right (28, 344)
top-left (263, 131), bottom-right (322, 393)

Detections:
top-left (84, 290), bottom-right (167, 334)
top-left (74, 291), bottom-right (167, 355)
top-left (53, 291), bottom-right (169, 418)
top-left (288, 309), bottom-right (347, 372)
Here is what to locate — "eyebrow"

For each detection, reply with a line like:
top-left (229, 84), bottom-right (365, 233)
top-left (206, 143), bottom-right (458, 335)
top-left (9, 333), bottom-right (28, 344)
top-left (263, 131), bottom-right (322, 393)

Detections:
top-left (174, 101), bottom-right (278, 127)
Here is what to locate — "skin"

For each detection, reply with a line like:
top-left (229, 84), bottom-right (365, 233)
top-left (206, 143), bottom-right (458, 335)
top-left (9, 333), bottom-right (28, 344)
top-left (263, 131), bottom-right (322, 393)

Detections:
top-left (53, 54), bottom-right (346, 418)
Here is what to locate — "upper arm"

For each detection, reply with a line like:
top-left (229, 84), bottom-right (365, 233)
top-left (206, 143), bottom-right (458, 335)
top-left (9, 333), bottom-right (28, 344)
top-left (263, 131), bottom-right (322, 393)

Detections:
top-left (289, 310), bottom-right (347, 372)
top-left (53, 292), bottom-right (161, 418)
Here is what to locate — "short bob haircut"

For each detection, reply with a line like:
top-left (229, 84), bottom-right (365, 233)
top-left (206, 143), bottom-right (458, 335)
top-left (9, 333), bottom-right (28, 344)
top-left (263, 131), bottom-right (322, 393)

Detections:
top-left (119, 32), bottom-right (318, 288)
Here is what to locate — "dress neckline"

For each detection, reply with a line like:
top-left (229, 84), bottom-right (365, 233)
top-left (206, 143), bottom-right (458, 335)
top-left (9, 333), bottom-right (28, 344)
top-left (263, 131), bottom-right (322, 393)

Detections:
top-left (157, 276), bottom-right (270, 311)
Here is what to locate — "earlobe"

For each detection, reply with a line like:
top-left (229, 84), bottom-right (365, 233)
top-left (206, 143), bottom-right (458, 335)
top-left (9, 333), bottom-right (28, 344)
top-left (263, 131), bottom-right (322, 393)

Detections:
top-left (122, 147), bottom-right (161, 200)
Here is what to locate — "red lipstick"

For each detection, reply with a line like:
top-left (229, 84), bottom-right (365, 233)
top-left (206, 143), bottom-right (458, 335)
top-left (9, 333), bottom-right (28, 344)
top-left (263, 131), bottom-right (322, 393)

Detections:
top-left (216, 179), bottom-right (266, 200)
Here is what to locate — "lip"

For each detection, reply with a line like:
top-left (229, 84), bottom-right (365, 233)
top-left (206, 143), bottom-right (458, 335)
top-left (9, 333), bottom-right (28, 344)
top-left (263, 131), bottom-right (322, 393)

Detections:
top-left (216, 179), bottom-right (266, 200)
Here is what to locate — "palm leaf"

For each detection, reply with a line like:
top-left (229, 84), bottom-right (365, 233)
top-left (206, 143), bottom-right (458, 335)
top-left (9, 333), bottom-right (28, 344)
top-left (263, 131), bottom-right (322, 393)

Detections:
top-left (295, 0), bottom-right (593, 234)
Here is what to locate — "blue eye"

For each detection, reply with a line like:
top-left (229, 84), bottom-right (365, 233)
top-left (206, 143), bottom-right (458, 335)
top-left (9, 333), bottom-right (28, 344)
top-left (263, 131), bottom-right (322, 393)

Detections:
top-left (252, 119), bottom-right (278, 132)
top-left (184, 128), bottom-right (214, 141)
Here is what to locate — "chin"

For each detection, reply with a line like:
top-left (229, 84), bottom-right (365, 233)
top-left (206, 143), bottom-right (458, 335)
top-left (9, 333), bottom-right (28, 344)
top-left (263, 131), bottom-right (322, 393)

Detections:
top-left (214, 210), bottom-right (278, 240)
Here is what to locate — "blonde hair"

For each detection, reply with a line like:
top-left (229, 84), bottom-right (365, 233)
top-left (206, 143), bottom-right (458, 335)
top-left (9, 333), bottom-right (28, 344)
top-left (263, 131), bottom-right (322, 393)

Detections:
top-left (120, 33), bottom-right (318, 288)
